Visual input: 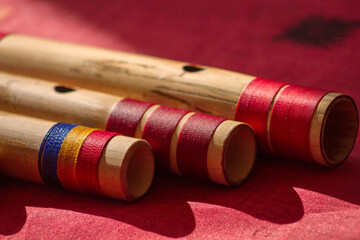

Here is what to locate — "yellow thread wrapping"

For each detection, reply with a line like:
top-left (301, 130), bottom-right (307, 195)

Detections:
top-left (57, 126), bottom-right (95, 191)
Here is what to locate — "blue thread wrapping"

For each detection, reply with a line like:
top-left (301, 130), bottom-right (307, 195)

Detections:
top-left (40, 123), bottom-right (77, 186)
top-left (38, 124), bottom-right (58, 181)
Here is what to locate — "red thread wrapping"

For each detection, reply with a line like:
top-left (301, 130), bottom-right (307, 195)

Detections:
top-left (235, 78), bottom-right (285, 153)
top-left (142, 106), bottom-right (189, 172)
top-left (270, 85), bottom-right (328, 162)
top-left (106, 99), bottom-right (154, 136)
top-left (0, 32), bottom-right (7, 40)
top-left (76, 130), bottom-right (117, 195)
top-left (177, 113), bottom-right (226, 180)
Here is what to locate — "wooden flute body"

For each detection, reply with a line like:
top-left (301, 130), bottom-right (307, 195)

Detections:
top-left (0, 34), bottom-right (357, 166)
top-left (0, 34), bottom-right (250, 119)
top-left (0, 72), bottom-right (256, 186)
top-left (0, 111), bottom-right (155, 201)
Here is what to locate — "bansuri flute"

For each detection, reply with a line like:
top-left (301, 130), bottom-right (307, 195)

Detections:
top-left (0, 111), bottom-right (154, 201)
top-left (0, 33), bottom-right (358, 166)
top-left (0, 72), bottom-right (256, 186)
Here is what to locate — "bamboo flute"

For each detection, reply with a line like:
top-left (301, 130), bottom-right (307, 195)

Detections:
top-left (0, 72), bottom-right (256, 186)
top-left (0, 111), bottom-right (155, 201)
top-left (0, 33), bottom-right (357, 166)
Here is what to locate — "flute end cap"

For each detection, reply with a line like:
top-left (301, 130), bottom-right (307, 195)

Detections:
top-left (320, 94), bottom-right (358, 166)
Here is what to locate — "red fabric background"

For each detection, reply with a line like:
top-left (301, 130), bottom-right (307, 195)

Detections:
top-left (0, 0), bottom-right (359, 239)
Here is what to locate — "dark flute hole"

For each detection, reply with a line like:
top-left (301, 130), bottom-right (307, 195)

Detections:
top-left (183, 65), bottom-right (204, 72)
top-left (54, 85), bottom-right (76, 93)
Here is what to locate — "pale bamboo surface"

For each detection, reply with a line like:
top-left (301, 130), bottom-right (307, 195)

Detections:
top-left (0, 112), bottom-right (53, 183)
top-left (0, 72), bottom-right (256, 185)
top-left (0, 34), bottom-right (254, 119)
top-left (0, 111), bottom-right (155, 201)
top-left (0, 69), bottom-right (120, 129)
top-left (0, 34), bottom-right (357, 166)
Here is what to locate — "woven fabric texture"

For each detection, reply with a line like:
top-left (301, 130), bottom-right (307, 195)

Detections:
top-left (0, 0), bottom-right (359, 239)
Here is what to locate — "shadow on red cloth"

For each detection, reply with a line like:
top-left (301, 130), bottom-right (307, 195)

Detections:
top-left (1, 153), bottom-right (359, 237)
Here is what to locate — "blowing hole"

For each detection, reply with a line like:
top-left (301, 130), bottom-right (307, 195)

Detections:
top-left (54, 85), bottom-right (76, 93)
top-left (323, 96), bottom-right (358, 164)
top-left (183, 65), bottom-right (204, 72)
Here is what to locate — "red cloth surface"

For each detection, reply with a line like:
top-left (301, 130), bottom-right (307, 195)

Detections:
top-left (0, 0), bottom-right (359, 239)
